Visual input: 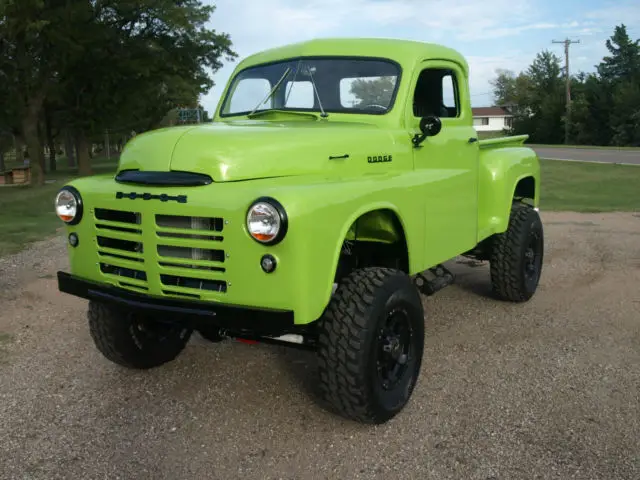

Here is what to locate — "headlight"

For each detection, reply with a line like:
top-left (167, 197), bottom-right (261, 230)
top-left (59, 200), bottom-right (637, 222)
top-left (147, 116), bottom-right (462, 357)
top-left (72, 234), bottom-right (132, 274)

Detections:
top-left (246, 197), bottom-right (288, 245)
top-left (55, 186), bottom-right (83, 225)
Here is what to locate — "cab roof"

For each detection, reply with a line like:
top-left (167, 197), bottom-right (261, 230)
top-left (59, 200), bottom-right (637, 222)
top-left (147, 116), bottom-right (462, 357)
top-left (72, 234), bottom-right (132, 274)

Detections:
top-left (236, 37), bottom-right (469, 76)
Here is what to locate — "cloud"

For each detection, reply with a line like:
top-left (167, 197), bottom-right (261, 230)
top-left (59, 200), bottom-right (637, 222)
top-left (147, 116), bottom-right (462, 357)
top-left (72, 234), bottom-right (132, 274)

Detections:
top-left (584, 3), bottom-right (640, 25)
top-left (201, 0), bottom-right (640, 113)
top-left (203, 0), bottom-right (554, 110)
top-left (465, 54), bottom-right (532, 105)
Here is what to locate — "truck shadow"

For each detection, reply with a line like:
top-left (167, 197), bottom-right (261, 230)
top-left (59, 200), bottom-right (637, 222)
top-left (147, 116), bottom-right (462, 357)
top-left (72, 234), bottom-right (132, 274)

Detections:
top-left (271, 345), bottom-right (325, 404)
top-left (445, 259), bottom-right (496, 299)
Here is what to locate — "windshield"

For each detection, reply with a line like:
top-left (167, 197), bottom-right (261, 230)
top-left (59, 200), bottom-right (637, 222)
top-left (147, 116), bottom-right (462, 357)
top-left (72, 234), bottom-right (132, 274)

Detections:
top-left (220, 57), bottom-right (401, 117)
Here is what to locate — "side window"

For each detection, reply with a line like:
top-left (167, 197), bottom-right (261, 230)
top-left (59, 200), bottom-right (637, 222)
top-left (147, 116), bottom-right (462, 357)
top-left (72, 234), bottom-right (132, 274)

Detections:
top-left (441, 72), bottom-right (458, 116)
top-left (412, 68), bottom-right (460, 118)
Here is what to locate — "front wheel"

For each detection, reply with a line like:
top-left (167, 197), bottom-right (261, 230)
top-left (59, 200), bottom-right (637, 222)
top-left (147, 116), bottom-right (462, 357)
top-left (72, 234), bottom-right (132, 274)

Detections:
top-left (490, 203), bottom-right (544, 302)
top-left (317, 267), bottom-right (425, 424)
top-left (88, 301), bottom-right (192, 369)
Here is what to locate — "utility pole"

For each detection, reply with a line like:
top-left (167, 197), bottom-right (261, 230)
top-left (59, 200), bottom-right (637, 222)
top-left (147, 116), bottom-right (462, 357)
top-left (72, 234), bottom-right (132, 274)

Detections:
top-left (552, 38), bottom-right (580, 144)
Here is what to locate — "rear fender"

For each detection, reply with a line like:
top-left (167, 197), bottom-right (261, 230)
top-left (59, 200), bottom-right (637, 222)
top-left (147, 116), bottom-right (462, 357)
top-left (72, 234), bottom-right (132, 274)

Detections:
top-left (477, 146), bottom-right (540, 241)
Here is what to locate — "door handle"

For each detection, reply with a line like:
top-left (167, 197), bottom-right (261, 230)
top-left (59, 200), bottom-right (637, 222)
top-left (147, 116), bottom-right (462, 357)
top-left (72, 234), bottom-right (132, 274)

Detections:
top-left (468, 137), bottom-right (478, 144)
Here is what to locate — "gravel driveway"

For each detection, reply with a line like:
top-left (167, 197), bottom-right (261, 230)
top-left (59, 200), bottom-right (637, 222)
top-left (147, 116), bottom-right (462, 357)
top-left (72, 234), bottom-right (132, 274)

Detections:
top-left (1, 212), bottom-right (639, 480)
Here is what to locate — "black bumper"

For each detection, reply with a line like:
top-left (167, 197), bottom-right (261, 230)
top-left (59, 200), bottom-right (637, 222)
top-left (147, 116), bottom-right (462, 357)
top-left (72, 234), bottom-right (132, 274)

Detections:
top-left (57, 271), bottom-right (295, 334)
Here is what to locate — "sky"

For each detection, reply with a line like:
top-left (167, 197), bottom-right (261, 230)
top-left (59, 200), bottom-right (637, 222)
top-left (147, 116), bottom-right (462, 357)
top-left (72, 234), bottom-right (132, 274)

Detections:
top-left (201, 0), bottom-right (640, 113)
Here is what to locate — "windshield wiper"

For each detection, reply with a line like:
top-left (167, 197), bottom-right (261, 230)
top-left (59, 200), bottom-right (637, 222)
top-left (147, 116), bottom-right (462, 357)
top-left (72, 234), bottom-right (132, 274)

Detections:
top-left (248, 67), bottom-right (291, 117)
top-left (305, 65), bottom-right (328, 118)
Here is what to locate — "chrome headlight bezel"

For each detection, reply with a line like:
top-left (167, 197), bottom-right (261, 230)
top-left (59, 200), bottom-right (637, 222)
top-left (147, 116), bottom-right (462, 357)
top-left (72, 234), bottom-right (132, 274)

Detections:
top-left (55, 186), bottom-right (83, 226)
top-left (246, 197), bottom-right (288, 245)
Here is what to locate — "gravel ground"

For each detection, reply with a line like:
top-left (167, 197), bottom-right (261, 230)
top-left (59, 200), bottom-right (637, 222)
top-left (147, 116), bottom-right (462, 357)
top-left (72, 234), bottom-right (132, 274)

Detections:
top-left (1, 212), bottom-right (639, 480)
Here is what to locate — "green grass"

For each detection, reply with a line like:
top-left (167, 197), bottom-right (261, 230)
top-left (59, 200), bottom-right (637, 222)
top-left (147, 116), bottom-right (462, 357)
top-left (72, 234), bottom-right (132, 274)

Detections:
top-left (540, 159), bottom-right (640, 212)
top-left (530, 143), bottom-right (640, 151)
top-left (0, 158), bottom-right (118, 256)
top-left (0, 157), bottom-right (638, 257)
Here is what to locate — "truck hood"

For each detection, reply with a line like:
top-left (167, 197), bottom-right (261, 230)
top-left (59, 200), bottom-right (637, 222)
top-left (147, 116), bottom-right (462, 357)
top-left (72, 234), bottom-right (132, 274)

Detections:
top-left (118, 120), bottom-right (400, 182)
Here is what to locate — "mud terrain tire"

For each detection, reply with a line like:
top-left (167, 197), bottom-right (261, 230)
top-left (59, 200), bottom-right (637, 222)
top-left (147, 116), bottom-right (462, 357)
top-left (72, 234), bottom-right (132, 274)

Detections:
top-left (88, 301), bottom-right (192, 369)
top-left (490, 203), bottom-right (544, 302)
top-left (317, 267), bottom-right (425, 424)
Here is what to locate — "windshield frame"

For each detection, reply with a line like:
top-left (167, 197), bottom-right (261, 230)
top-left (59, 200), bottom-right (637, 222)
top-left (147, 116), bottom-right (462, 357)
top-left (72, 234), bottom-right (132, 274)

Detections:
top-left (218, 55), bottom-right (403, 118)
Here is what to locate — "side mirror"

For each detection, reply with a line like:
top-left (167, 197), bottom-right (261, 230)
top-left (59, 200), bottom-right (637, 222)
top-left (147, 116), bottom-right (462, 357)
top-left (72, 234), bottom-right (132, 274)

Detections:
top-left (412, 115), bottom-right (442, 147)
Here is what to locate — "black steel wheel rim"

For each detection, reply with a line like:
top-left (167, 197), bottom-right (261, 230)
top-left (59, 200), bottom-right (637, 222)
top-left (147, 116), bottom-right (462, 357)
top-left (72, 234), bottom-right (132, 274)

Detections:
top-left (524, 227), bottom-right (543, 282)
top-left (376, 307), bottom-right (413, 391)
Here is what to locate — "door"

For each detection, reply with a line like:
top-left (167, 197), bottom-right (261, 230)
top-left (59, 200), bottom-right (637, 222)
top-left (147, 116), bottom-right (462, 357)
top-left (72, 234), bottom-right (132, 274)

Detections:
top-left (406, 60), bottom-right (479, 268)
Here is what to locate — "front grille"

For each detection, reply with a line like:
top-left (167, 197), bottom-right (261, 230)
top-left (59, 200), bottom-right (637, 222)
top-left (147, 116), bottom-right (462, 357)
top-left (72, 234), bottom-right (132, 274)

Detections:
top-left (99, 251), bottom-right (144, 263)
top-left (97, 236), bottom-right (143, 253)
top-left (157, 245), bottom-right (224, 262)
top-left (155, 213), bottom-right (227, 296)
top-left (92, 207), bottom-right (227, 296)
top-left (156, 214), bottom-right (223, 232)
top-left (100, 263), bottom-right (147, 281)
top-left (157, 231), bottom-right (222, 241)
top-left (96, 208), bottom-right (140, 224)
top-left (160, 274), bottom-right (227, 293)
top-left (158, 262), bottom-right (225, 272)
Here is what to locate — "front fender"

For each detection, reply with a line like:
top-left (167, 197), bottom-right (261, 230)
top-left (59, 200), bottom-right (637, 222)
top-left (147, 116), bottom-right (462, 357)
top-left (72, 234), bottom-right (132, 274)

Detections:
top-left (272, 173), bottom-right (423, 324)
top-left (477, 146), bottom-right (540, 241)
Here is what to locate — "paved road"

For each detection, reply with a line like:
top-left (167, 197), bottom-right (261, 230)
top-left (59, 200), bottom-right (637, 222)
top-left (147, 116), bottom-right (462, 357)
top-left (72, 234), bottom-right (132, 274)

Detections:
top-left (530, 146), bottom-right (640, 165)
top-left (1, 212), bottom-right (640, 479)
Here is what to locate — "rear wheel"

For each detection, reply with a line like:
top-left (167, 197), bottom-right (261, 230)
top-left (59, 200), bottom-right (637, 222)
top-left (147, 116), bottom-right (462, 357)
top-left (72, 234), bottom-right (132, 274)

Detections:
top-left (88, 301), bottom-right (192, 369)
top-left (317, 267), bottom-right (425, 424)
top-left (490, 203), bottom-right (544, 302)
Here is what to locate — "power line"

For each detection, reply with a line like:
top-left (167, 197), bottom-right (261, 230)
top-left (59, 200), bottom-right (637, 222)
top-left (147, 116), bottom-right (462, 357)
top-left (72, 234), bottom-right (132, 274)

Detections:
top-left (552, 38), bottom-right (580, 144)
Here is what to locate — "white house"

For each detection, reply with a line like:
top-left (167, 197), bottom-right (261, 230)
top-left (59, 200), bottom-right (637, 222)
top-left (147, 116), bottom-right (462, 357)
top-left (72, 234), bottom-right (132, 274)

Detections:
top-left (472, 106), bottom-right (514, 132)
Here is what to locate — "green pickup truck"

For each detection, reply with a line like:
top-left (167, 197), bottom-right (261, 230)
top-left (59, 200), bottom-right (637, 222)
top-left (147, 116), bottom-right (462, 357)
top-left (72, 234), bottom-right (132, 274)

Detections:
top-left (55, 38), bottom-right (543, 424)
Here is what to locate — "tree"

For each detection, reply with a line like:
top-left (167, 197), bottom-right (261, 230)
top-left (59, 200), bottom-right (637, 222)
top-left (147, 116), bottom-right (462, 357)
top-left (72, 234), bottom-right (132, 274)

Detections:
top-left (56, 0), bottom-right (235, 175)
top-left (0, 132), bottom-right (12, 172)
top-left (0, 1), bottom-right (236, 183)
top-left (349, 76), bottom-right (397, 107)
top-left (596, 24), bottom-right (640, 146)
top-left (491, 69), bottom-right (518, 106)
top-left (597, 24), bottom-right (640, 81)
top-left (568, 73), bottom-right (613, 146)
top-left (0, 0), bottom-right (74, 185)
top-left (610, 81), bottom-right (640, 146)
top-left (494, 51), bottom-right (565, 143)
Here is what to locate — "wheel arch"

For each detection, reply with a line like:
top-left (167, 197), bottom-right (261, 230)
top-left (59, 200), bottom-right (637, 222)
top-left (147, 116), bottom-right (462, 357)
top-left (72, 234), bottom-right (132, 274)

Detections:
top-left (329, 203), bottom-right (411, 285)
top-left (493, 173), bottom-right (539, 235)
top-left (513, 174), bottom-right (537, 202)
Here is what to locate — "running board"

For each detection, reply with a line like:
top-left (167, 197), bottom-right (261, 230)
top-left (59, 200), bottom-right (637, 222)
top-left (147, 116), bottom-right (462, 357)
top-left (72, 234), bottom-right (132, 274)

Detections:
top-left (414, 264), bottom-right (454, 296)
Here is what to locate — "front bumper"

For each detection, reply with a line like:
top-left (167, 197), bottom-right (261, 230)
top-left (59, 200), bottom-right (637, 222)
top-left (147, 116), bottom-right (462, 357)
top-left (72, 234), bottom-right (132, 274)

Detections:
top-left (57, 271), bottom-right (295, 335)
